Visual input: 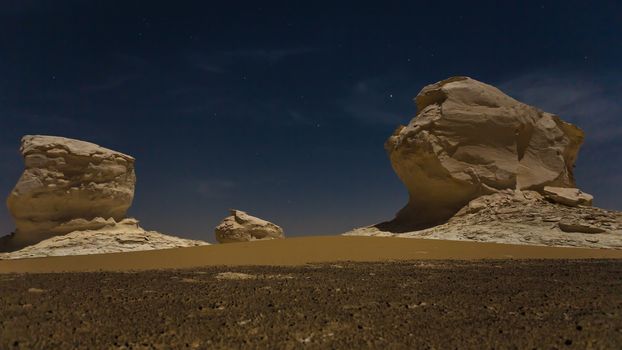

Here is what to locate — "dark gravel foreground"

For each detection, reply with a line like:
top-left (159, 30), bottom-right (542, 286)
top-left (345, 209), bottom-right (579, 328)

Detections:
top-left (1, 260), bottom-right (621, 349)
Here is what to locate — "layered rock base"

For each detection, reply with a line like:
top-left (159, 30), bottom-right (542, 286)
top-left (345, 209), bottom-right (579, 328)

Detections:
top-left (345, 190), bottom-right (622, 249)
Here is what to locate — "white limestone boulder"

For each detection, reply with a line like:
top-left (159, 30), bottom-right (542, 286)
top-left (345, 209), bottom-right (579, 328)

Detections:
top-left (2, 135), bottom-right (210, 257)
top-left (6, 135), bottom-right (135, 246)
top-left (384, 76), bottom-right (585, 230)
top-left (215, 210), bottom-right (284, 243)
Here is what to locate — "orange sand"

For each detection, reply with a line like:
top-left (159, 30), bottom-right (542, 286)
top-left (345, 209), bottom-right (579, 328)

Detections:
top-left (1, 236), bottom-right (621, 274)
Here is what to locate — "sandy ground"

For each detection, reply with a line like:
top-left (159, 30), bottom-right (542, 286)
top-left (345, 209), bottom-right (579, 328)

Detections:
top-left (2, 237), bottom-right (622, 348)
top-left (1, 236), bottom-right (622, 273)
top-left (1, 260), bottom-right (621, 349)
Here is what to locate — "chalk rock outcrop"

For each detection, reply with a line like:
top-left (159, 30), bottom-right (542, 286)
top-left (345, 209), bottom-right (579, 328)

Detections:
top-left (345, 190), bottom-right (622, 249)
top-left (385, 76), bottom-right (584, 230)
top-left (6, 135), bottom-right (136, 247)
top-left (2, 135), bottom-right (209, 258)
top-left (344, 76), bottom-right (622, 249)
top-left (543, 186), bottom-right (593, 207)
top-left (0, 218), bottom-right (206, 259)
top-left (215, 210), bottom-right (284, 243)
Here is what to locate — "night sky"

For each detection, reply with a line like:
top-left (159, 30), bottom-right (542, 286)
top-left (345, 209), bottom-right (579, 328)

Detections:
top-left (1, 1), bottom-right (621, 242)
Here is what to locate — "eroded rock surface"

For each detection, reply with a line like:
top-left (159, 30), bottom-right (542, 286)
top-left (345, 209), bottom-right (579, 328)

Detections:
top-left (384, 77), bottom-right (584, 230)
top-left (543, 186), bottom-right (593, 207)
top-left (345, 190), bottom-right (622, 249)
top-left (6, 135), bottom-right (136, 247)
top-left (215, 210), bottom-right (284, 243)
top-left (0, 218), bottom-right (206, 259)
top-left (2, 135), bottom-right (209, 257)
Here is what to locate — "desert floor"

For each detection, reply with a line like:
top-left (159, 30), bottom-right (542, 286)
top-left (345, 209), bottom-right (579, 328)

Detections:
top-left (1, 236), bottom-right (622, 273)
top-left (1, 237), bottom-right (622, 349)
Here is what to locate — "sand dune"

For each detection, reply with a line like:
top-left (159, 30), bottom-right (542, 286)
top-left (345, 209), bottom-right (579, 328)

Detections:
top-left (1, 236), bottom-right (621, 273)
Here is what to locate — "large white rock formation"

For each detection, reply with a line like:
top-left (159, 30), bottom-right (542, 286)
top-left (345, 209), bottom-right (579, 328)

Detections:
top-left (6, 135), bottom-right (136, 247)
top-left (344, 76), bottom-right (622, 249)
top-left (215, 210), bottom-right (284, 243)
top-left (1, 135), bottom-right (208, 257)
top-left (384, 76), bottom-right (585, 230)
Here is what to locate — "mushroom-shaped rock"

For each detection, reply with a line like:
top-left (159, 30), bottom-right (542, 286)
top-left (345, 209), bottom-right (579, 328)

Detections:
top-left (383, 76), bottom-right (584, 231)
top-left (1, 135), bottom-right (210, 257)
top-left (215, 210), bottom-right (284, 243)
top-left (6, 135), bottom-right (136, 247)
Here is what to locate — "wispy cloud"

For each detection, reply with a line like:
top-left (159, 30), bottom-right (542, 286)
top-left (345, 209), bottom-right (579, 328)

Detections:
top-left (0, 0), bottom-right (45, 15)
top-left (287, 110), bottom-right (315, 126)
top-left (78, 54), bottom-right (148, 92)
top-left (194, 63), bottom-right (226, 74)
top-left (80, 75), bottom-right (136, 92)
top-left (498, 69), bottom-right (622, 210)
top-left (187, 47), bottom-right (321, 74)
top-left (196, 179), bottom-right (237, 198)
top-left (221, 47), bottom-right (320, 62)
top-left (498, 71), bottom-right (622, 142)
top-left (340, 77), bottom-right (420, 125)
top-left (0, 145), bottom-right (21, 176)
top-left (4, 111), bottom-right (74, 126)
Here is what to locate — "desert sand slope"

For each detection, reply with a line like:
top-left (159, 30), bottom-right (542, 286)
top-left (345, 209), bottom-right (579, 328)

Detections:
top-left (1, 236), bottom-right (622, 273)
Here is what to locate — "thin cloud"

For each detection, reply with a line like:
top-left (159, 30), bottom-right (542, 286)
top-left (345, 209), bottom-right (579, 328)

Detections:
top-left (196, 179), bottom-right (237, 198)
top-left (187, 47), bottom-right (321, 74)
top-left (195, 63), bottom-right (225, 74)
top-left (80, 75), bottom-right (136, 92)
top-left (0, 145), bottom-right (20, 165)
top-left (0, 1), bottom-right (88, 16)
top-left (0, 0), bottom-right (45, 15)
top-left (498, 71), bottom-right (622, 143)
top-left (4, 112), bottom-right (74, 126)
top-left (498, 69), bottom-right (622, 210)
top-left (287, 110), bottom-right (315, 126)
top-left (221, 47), bottom-right (320, 62)
top-left (340, 77), bottom-right (420, 125)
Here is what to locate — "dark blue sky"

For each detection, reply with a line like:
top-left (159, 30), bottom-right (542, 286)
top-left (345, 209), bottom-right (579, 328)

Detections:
top-left (1, 1), bottom-right (621, 242)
